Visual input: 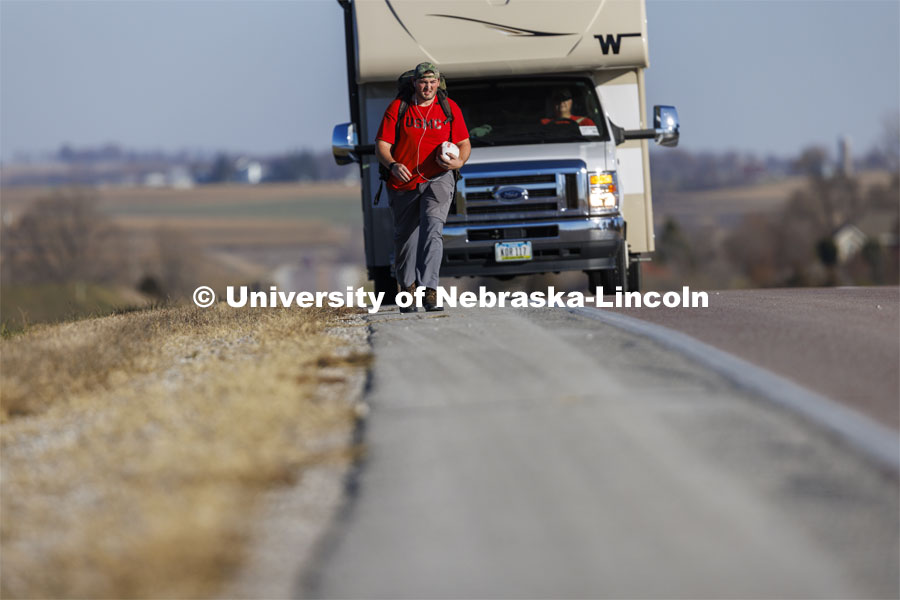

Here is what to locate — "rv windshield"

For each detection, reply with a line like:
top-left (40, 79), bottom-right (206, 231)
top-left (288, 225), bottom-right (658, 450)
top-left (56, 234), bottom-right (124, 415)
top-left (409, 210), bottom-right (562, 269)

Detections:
top-left (451, 78), bottom-right (608, 147)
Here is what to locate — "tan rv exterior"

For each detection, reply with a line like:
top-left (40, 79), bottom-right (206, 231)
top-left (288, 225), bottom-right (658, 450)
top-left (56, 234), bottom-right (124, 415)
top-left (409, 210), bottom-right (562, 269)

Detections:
top-left (353, 1), bottom-right (648, 81)
top-left (333, 0), bottom-right (679, 294)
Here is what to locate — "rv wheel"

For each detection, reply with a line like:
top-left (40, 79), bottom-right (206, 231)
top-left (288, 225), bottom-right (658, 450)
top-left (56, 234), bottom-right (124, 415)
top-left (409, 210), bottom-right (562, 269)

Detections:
top-left (586, 269), bottom-right (606, 293)
top-left (613, 244), bottom-right (629, 293)
top-left (628, 255), bottom-right (642, 293)
top-left (372, 266), bottom-right (398, 305)
top-left (586, 245), bottom-right (628, 295)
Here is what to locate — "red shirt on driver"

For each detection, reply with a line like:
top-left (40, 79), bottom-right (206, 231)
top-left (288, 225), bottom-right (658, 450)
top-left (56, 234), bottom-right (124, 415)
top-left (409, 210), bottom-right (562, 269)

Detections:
top-left (541, 115), bottom-right (596, 126)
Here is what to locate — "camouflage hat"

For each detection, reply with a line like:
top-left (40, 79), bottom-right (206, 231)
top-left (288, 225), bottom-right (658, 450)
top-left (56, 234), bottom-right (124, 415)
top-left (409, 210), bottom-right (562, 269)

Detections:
top-left (413, 62), bottom-right (441, 80)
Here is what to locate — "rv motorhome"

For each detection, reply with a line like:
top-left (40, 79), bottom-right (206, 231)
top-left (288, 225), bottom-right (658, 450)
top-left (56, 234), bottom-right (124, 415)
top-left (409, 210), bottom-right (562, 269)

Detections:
top-left (332, 0), bottom-right (679, 300)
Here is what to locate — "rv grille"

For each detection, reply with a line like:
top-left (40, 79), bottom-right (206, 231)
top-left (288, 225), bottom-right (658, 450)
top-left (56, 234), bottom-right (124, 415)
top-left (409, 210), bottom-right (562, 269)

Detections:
top-left (565, 174), bottom-right (579, 209)
top-left (467, 203), bottom-right (558, 215)
top-left (452, 160), bottom-right (588, 222)
top-left (465, 174), bottom-right (556, 187)
top-left (466, 188), bottom-right (559, 201)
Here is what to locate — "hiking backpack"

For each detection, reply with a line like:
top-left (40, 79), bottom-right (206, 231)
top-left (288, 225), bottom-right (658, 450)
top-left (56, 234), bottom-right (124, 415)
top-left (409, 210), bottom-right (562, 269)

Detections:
top-left (392, 69), bottom-right (454, 141)
top-left (374, 69), bottom-right (457, 205)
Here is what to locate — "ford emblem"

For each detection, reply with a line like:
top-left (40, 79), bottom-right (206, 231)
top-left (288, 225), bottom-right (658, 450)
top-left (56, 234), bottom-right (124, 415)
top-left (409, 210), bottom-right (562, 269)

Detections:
top-left (493, 186), bottom-right (529, 202)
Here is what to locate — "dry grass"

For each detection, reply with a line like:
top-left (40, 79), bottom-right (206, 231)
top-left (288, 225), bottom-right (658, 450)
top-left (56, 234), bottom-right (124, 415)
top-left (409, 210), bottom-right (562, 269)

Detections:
top-left (0, 304), bottom-right (368, 598)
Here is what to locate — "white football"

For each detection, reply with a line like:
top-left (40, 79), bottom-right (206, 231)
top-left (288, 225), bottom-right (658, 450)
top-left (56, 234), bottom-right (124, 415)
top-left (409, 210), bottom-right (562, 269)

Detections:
top-left (440, 141), bottom-right (459, 163)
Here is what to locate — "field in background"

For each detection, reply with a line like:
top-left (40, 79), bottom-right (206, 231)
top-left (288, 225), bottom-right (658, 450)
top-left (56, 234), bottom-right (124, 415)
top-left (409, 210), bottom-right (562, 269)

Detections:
top-left (0, 183), bottom-right (362, 225)
top-left (654, 169), bottom-right (895, 231)
top-left (0, 183), bottom-right (365, 332)
top-left (0, 183), bottom-right (362, 263)
top-left (2, 168), bottom-right (894, 331)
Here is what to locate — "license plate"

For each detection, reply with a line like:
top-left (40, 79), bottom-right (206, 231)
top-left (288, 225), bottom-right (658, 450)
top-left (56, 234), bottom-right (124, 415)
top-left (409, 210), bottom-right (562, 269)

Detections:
top-left (494, 241), bottom-right (532, 262)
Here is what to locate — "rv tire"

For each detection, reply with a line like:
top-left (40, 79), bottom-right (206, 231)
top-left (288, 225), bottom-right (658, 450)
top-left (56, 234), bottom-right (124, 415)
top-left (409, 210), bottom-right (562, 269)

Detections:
top-left (587, 242), bottom-right (628, 294)
top-left (373, 267), bottom-right (398, 305)
top-left (628, 255), bottom-right (642, 293)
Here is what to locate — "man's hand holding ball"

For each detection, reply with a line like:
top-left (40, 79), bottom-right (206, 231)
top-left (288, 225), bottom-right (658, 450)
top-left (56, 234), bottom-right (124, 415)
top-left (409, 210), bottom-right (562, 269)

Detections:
top-left (436, 141), bottom-right (462, 170)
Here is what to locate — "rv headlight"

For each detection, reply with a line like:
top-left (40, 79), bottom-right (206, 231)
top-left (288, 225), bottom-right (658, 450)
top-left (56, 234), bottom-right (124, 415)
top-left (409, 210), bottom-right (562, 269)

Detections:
top-left (588, 171), bottom-right (618, 213)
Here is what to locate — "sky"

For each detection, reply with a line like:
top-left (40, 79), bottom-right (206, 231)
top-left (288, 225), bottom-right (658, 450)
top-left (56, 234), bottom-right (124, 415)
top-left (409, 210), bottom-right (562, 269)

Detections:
top-left (1, 0), bottom-right (898, 161)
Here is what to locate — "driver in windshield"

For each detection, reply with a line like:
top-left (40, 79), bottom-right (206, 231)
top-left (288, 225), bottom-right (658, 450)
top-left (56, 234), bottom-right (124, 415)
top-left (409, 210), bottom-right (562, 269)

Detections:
top-left (541, 88), bottom-right (596, 126)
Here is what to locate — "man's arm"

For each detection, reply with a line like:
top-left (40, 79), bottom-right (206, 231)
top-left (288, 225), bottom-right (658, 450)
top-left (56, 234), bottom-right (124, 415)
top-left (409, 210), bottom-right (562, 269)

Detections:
top-left (376, 139), bottom-right (412, 184)
top-left (436, 138), bottom-right (471, 171)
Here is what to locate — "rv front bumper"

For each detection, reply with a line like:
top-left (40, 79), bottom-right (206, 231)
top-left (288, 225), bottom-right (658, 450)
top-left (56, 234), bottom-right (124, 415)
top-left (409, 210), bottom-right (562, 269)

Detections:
top-left (441, 215), bottom-right (624, 277)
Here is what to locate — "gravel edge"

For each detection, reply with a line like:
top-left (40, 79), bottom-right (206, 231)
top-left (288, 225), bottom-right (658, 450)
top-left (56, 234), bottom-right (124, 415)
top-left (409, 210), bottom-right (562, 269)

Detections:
top-left (219, 312), bottom-right (370, 599)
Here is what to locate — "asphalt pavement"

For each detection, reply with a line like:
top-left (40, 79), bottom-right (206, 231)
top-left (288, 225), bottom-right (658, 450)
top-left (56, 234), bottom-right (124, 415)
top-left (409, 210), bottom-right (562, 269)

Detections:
top-left (608, 287), bottom-right (899, 429)
top-left (302, 304), bottom-right (899, 599)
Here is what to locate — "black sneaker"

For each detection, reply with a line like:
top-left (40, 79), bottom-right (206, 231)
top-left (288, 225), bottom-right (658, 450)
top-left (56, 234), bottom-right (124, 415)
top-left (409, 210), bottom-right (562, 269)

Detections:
top-left (423, 287), bottom-right (443, 312)
top-left (399, 283), bottom-right (418, 313)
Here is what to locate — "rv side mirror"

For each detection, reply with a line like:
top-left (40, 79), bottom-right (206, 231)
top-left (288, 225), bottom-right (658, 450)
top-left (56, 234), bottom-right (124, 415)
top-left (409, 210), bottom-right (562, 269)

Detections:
top-left (332, 122), bottom-right (359, 165)
top-left (621, 105), bottom-right (680, 147)
top-left (654, 105), bottom-right (679, 147)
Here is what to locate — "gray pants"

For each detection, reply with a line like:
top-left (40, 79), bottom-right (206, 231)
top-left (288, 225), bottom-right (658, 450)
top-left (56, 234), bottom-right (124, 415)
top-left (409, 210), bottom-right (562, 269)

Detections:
top-left (387, 170), bottom-right (455, 290)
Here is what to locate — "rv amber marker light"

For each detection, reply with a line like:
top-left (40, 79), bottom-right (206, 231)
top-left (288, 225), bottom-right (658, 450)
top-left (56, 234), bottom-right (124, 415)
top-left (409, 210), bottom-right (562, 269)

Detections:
top-left (588, 171), bottom-right (619, 213)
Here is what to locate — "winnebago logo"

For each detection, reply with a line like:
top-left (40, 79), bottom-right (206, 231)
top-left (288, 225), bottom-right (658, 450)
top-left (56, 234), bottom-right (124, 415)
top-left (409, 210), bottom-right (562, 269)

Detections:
top-left (595, 33), bottom-right (641, 55)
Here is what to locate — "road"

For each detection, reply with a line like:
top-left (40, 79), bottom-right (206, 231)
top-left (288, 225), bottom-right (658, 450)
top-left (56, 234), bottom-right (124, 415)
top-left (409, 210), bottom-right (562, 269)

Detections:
top-left (609, 287), bottom-right (900, 429)
top-left (302, 293), bottom-right (899, 599)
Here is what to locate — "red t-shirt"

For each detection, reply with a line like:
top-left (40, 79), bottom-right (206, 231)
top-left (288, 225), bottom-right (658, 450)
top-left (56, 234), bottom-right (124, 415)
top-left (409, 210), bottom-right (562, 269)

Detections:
top-left (541, 115), bottom-right (596, 126)
top-left (376, 97), bottom-right (469, 191)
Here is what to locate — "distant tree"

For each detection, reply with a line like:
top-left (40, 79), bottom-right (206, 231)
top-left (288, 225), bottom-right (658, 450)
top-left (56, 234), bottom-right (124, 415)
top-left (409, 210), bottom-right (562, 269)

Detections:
top-left (655, 217), bottom-right (695, 272)
top-left (816, 237), bottom-right (837, 266)
top-left (0, 191), bottom-right (128, 284)
top-left (57, 144), bottom-right (76, 163)
top-left (860, 237), bottom-right (885, 284)
top-left (207, 153), bottom-right (235, 183)
top-left (650, 149), bottom-right (778, 192)
top-left (880, 113), bottom-right (900, 173)
top-left (724, 214), bottom-right (778, 287)
top-left (783, 166), bottom-right (861, 237)
top-left (151, 228), bottom-right (200, 297)
top-left (265, 150), bottom-right (319, 182)
top-left (866, 172), bottom-right (900, 210)
top-left (790, 146), bottom-right (829, 178)
top-left (774, 211), bottom-right (818, 286)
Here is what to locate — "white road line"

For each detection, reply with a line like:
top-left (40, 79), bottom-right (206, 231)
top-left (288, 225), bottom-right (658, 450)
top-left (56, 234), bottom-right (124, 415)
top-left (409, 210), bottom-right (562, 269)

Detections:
top-left (569, 306), bottom-right (900, 474)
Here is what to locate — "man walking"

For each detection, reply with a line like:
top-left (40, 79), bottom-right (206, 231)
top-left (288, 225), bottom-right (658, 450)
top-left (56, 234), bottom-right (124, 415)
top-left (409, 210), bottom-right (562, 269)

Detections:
top-left (375, 62), bottom-right (470, 312)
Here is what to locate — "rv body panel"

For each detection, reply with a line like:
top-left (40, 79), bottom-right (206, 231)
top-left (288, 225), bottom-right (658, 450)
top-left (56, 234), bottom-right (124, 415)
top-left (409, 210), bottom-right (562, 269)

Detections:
top-left (353, 0), bottom-right (648, 81)
top-left (357, 82), bottom-right (396, 268)
top-left (595, 68), bottom-right (654, 253)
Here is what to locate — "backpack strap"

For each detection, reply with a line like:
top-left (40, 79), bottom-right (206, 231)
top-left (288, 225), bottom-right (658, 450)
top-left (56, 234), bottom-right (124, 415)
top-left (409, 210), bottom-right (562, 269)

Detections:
top-left (440, 94), bottom-right (454, 141)
top-left (373, 179), bottom-right (384, 206)
top-left (395, 98), bottom-right (409, 143)
top-left (437, 91), bottom-right (453, 125)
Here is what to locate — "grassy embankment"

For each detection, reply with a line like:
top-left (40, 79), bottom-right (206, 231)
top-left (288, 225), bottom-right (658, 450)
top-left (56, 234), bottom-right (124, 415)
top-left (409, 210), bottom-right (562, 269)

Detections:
top-left (1, 302), bottom-right (369, 598)
top-left (0, 282), bottom-right (149, 336)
